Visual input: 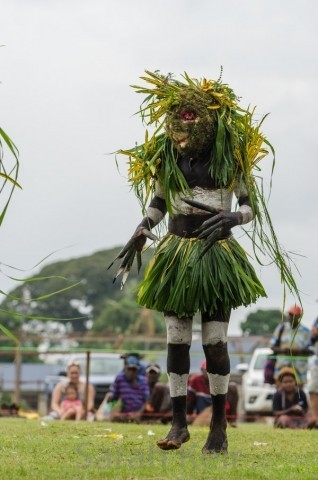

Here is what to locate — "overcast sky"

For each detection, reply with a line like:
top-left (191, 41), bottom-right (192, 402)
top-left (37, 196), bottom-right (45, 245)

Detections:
top-left (1, 0), bottom-right (317, 334)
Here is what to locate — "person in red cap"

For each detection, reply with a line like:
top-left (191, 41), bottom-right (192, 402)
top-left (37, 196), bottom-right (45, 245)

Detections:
top-left (308, 317), bottom-right (318, 426)
top-left (187, 360), bottom-right (238, 427)
top-left (269, 306), bottom-right (312, 386)
top-left (289, 305), bottom-right (302, 316)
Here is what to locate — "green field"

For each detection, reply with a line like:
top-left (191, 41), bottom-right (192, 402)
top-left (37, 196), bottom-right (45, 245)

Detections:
top-left (0, 419), bottom-right (317, 479)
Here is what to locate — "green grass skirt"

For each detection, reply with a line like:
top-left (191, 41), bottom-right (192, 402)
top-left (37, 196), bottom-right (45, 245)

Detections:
top-left (137, 234), bottom-right (267, 317)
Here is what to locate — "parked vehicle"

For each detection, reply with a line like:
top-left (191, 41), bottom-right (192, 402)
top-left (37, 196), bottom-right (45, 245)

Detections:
top-left (44, 353), bottom-right (124, 410)
top-left (237, 347), bottom-right (276, 420)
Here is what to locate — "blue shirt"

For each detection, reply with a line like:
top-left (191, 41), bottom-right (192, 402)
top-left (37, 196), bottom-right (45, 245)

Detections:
top-left (110, 372), bottom-right (150, 413)
top-left (273, 388), bottom-right (308, 413)
top-left (270, 322), bottom-right (311, 382)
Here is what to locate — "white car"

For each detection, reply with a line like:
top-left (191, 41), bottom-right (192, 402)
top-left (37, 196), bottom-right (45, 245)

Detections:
top-left (237, 347), bottom-right (276, 420)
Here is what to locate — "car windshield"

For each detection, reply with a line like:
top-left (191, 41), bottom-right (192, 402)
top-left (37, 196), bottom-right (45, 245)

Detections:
top-left (254, 354), bottom-right (269, 370)
top-left (77, 357), bottom-right (123, 375)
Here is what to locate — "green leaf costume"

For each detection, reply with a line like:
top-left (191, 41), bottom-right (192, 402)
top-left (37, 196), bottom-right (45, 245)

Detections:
top-left (117, 70), bottom-right (300, 317)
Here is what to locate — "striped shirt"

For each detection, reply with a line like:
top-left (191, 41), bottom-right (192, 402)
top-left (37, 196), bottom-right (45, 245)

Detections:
top-left (110, 373), bottom-right (150, 413)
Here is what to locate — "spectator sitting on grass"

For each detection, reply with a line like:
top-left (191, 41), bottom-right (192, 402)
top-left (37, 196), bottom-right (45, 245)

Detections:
top-left (50, 361), bottom-right (95, 420)
top-left (106, 356), bottom-right (150, 423)
top-left (187, 360), bottom-right (239, 427)
top-left (141, 363), bottom-right (172, 423)
top-left (273, 367), bottom-right (314, 429)
top-left (60, 383), bottom-right (83, 421)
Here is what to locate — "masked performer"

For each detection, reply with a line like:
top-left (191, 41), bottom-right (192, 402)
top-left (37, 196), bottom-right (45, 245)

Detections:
top-left (108, 70), bottom-right (300, 453)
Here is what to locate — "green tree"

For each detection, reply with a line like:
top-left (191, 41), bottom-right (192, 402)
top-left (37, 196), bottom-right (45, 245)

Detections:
top-left (240, 309), bottom-right (282, 335)
top-left (0, 246), bottom-right (155, 335)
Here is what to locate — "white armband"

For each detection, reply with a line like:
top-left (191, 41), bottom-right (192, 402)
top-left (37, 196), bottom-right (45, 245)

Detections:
top-left (238, 204), bottom-right (254, 224)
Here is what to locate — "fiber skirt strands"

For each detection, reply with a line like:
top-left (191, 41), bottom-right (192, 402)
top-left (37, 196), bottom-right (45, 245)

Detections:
top-left (137, 234), bottom-right (267, 317)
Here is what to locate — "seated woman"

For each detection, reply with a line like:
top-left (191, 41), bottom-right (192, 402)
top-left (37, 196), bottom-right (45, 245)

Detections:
top-left (50, 361), bottom-right (95, 420)
top-left (273, 367), bottom-right (312, 429)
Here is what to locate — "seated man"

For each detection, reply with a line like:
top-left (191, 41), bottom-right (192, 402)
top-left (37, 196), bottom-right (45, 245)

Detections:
top-left (120, 352), bottom-right (147, 376)
top-left (142, 363), bottom-right (172, 423)
top-left (107, 356), bottom-right (150, 422)
top-left (187, 360), bottom-right (238, 427)
top-left (273, 367), bottom-right (312, 429)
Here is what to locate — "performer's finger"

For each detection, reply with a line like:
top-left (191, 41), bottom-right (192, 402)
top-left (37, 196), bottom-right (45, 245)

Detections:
top-left (199, 230), bottom-right (222, 258)
top-left (107, 238), bottom-right (135, 270)
top-left (116, 238), bottom-right (136, 259)
top-left (112, 247), bottom-right (135, 283)
top-left (141, 228), bottom-right (158, 241)
top-left (137, 251), bottom-right (142, 274)
top-left (113, 266), bottom-right (125, 283)
top-left (121, 268), bottom-right (131, 290)
top-left (181, 197), bottom-right (219, 214)
top-left (120, 249), bottom-right (137, 289)
top-left (121, 249), bottom-right (136, 271)
top-left (197, 221), bottom-right (223, 239)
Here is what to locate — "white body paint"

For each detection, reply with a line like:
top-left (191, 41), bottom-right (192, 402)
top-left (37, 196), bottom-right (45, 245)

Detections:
top-left (202, 321), bottom-right (229, 345)
top-left (165, 315), bottom-right (192, 345)
top-left (207, 373), bottom-right (230, 396)
top-left (168, 372), bottom-right (189, 397)
top-left (155, 179), bottom-right (253, 226)
top-left (237, 204), bottom-right (253, 224)
top-left (171, 186), bottom-right (232, 215)
top-left (146, 206), bottom-right (165, 224)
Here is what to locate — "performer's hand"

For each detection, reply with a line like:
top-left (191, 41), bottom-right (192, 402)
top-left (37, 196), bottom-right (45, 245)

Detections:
top-left (181, 198), bottom-right (242, 258)
top-left (198, 211), bottom-right (242, 257)
top-left (107, 226), bottom-right (157, 289)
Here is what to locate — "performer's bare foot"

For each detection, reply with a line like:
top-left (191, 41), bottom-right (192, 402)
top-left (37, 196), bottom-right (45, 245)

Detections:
top-left (202, 427), bottom-right (228, 454)
top-left (156, 424), bottom-right (190, 450)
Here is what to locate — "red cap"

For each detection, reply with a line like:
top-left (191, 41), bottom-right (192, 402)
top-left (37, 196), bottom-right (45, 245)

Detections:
top-left (288, 305), bottom-right (302, 316)
top-left (201, 360), bottom-right (207, 370)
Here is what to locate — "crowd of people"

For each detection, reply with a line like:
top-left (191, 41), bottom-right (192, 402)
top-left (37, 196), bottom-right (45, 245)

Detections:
top-left (45, 304), bottom-right (318, 430)
top-left (48, 354), bottom-right (239, 426)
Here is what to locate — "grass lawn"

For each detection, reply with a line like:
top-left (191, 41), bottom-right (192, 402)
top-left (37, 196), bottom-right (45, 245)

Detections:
top-left (0, 418), bottom-right (317, 479)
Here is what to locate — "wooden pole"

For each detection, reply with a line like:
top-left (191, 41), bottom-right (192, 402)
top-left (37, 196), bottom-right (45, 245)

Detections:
top-left (84, 350), bottom-right (90, 420)
top-left (14, 348), bottom-right (21, 405)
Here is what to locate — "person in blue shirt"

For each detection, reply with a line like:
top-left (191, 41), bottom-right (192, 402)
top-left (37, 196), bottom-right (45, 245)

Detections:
top-left (308, 317), bottom-right (318, 425)
top-left (269, 305), bottom-right (312, 386)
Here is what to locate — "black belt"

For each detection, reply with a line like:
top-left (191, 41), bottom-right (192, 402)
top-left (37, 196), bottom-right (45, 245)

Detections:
top-left (168, 214), bottom-right (231, 239)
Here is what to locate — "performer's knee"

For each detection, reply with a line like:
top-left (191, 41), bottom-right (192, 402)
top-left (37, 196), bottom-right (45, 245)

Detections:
top-left (202, 320), bottom-right (229, 346)
top-left (165, 314), bottom-right (192, 345)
